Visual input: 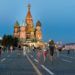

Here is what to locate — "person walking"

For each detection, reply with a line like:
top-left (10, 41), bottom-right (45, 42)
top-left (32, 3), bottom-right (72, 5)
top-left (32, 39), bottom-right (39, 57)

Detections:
top-left (42, 44), bottom-right (47, 62)
top-left (58, 42), bottom-right (63, 53)
top-left (0, 47), bottom-right (2, 56)
top-left (31, 45), bottom-right (37, 58)
top-left (37, 46), bottom-right (42, 63)
top-left (55, 43), bottom-right (59, 57)
top-left (32, 45), bottom-right (36, 52)
top-left (23, 46), bottom-right (26, 56)
top-left (10, 46), bottom-right (13, 53)
top-left (48, 40), bottom-right (55, 63)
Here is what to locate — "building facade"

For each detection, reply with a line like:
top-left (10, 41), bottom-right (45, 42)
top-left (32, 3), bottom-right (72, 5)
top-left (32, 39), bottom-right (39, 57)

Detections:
top-left (14, 4), bottom-right (42, 44)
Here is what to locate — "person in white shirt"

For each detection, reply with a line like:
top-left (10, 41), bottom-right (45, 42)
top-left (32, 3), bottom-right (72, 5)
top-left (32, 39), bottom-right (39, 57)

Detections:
top-left (23, 46), bottom-right (26, 56)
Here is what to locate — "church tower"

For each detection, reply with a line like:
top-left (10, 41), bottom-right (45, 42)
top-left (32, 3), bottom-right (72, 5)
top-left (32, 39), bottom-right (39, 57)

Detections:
top-left (35, 21), bottom-right (42, 41)
top-left (14, 21), bottom-right (20, 38)
top-left (25, 4), bottom-right (34, 40)
top-left (19, 22), bottom-right (26, 42)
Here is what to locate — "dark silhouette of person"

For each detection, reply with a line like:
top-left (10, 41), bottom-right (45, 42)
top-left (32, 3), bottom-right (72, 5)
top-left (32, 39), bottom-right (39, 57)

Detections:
top-left (0, 47), bottom-right (2, 56)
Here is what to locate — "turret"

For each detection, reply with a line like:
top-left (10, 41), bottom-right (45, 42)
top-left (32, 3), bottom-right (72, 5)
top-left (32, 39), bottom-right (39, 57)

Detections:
top-left (19, 22), bottom-right (26, 42)
top-left (25, 4), bottom-right (34, 40)
top-left (14, 21), bottom-right (20, 38)
top-left (25, 4), bottom-right (33, 25)
top-left (35, 21), bottom-right (42, 41)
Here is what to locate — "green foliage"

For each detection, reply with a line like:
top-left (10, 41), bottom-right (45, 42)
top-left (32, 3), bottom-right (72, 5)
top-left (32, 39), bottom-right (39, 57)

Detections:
top-left (36, 20), bottom-right (41, 27)
top-left (13, 37), bottom-right (19, 47)
top-left (31, 38), bottom-right (37, 42)
top-left (14, 21), bottom-right (19, 27)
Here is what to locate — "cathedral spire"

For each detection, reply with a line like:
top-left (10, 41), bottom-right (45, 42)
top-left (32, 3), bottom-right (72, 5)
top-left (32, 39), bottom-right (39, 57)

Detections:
top-left (28, 4), bottom-right (31, 11)
top-left (26, 4), bottom-right (32, 19)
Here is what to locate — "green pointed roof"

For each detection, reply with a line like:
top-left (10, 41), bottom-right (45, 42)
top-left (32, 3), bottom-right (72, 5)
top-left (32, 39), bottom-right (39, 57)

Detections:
top-left (36, 20), bottom-right (41, 27)
top-left (14, 21), bottom-right (19, 28)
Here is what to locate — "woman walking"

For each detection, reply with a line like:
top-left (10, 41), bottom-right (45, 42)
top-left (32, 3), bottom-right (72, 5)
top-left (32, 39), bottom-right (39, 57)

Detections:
top-left (42, 44), bottom-right (48, 62)
top-left (37, 46), bottom-right (42, 62)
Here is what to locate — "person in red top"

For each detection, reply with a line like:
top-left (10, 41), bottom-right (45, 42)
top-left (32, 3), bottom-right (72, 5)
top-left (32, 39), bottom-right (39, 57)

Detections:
top-left (42, 44), bottom-right (48, 62)
top-left (37, 46), bottom-right (42, 63)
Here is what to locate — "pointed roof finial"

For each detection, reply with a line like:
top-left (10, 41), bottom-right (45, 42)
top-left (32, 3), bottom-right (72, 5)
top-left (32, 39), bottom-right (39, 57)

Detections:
top-left (36, 20), bottom-right (41, 27)
top-left (28, 4), bottom-right (31, 10)
top-left (14, 21), bottom-right (19, 27)
top-left (26, 3), bottom-right (32, 19)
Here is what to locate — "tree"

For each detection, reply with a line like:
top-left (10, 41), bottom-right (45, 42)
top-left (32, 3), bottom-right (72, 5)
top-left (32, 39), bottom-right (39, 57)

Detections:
top-left (13, 37), bottom-right (19, 47)
top-left (2, 35), bottom-right (19, 47)
top-left (2, 35), bottom-right (8, 47)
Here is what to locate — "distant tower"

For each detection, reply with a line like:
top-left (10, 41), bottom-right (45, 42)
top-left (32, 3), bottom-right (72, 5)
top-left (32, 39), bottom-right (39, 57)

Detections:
top-left (25, 4), bottom-right (34, 40)
top-left (35, 21), bottom-right (42, 41)
top-left (14, 21), bottom-right (20, 38)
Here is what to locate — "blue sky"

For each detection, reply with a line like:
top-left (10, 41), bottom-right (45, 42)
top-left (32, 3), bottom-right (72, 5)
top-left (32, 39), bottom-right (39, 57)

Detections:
top-left (0, 0), bottom-right (75, 43)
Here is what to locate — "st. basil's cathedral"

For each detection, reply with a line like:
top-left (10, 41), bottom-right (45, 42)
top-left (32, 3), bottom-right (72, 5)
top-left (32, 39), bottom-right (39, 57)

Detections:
top-left (13, 4), bottom-right (42, 45)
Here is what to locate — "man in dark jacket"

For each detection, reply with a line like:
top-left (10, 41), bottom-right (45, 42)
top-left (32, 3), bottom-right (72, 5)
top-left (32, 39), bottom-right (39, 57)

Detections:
top-left (48, 40), bottom-right (55, 62)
